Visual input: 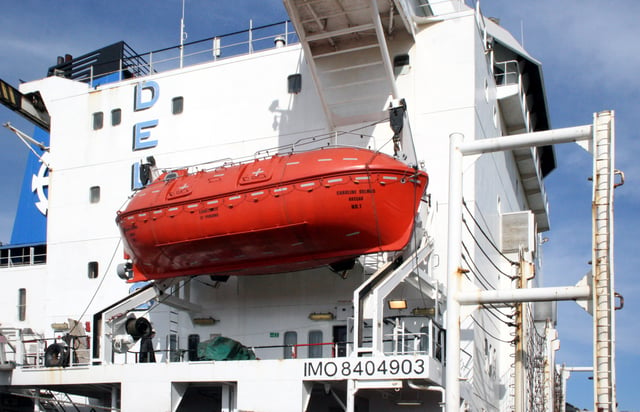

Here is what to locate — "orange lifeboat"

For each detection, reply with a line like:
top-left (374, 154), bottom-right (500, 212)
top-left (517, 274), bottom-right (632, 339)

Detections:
top-left (116, 147), bottom-right (428, 282)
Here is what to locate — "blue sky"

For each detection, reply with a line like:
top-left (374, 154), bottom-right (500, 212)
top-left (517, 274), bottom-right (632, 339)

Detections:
top-left (0, 1), bottom-right (637, 410)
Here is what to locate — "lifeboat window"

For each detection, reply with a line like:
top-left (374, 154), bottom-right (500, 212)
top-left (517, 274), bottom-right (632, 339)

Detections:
top-left (308, 330), bottom-right (323, 358)
top-left (92, 111), bottom-right (104, 130)
top-left (89, 186), bottom-right (101, 203)
top-left (283, 331), bottom-right (297, 359)
top-left (287, 74), bottom-right (301, 94)
top-left (111, 108), bottom-right (122, 126)
top-left (172, 96), bottom-right (184, 114)
top-left (18, 288), bottom-right (26, 321)
top-left (164, 172), bottom-right (179, 181)
top-left (88, 261), bottom-right (99, 279)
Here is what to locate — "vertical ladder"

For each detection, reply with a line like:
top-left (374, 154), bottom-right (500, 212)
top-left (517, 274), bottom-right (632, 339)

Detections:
top-left (591, 110), bottom-right (616, 412)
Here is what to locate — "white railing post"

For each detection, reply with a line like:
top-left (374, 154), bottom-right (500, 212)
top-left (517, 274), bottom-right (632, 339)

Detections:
top-left (249, 19), bottom-right (253, 53)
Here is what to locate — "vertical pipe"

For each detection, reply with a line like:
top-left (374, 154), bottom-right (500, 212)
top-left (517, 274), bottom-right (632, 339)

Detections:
top-left (346, 379), bottom-right (356, 412)
top-left (249, 19), bottom-right (253, 53)
top-left (111, 385), bottom-right (118, 412)
top-left (179, 0), bottom-right (186, 68)
top-left (445, 133), bottom-right (464, 412)
top-left (285, 21), bottom-right (289, 45)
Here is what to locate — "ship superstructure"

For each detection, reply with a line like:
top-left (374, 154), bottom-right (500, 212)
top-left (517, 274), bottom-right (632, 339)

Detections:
top-left (0, 1), bottom-right (618, 411)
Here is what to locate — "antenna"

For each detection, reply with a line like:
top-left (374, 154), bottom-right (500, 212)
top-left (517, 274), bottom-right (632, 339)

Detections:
top-left (179, 0), bottom-right (187, 68)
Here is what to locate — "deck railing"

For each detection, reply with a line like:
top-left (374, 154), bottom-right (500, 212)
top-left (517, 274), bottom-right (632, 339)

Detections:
top-left (2, 315), bottom-right (444, 369)
top-left (0, 244), bottom-right (46, 268)
top-left (78, 21), bottom-right (300, 86)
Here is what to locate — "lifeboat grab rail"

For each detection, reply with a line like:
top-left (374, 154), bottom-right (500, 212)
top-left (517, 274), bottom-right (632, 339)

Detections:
top-left (157, 126), bottom-right (394, 179)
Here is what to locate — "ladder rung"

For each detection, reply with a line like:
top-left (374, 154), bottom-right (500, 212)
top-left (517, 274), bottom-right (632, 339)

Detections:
top-left (313, 43), bottom-right (379, 59)
top-left (306, 23), bottom-right (376, 42)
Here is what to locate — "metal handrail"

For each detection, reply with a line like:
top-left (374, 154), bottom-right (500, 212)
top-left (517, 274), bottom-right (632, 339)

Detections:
top-left (0, 246), bottom-right (47, 268)
top-left (84, 21), bottom-right (299, 86)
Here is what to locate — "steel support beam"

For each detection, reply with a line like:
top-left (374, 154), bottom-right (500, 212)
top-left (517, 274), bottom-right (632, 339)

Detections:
top-left (457, 285), bottom-right (591, 305)
top-left (445, 121), bottom-right (611, 412)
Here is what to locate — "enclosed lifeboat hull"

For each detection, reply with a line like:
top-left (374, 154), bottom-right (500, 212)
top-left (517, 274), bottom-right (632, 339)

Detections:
top-left (116, 147), bottom-right (428, 282)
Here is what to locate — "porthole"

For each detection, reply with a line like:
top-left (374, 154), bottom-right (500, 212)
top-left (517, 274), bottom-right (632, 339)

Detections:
top-left (111, 109), bottom-right (122, 126)
top-left (172, 97), bottom-right (184, 114)
top-left (92, 112), bottom-right (104, 130)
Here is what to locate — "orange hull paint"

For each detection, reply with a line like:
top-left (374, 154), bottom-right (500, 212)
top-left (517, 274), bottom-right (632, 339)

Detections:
top-left (116, 148), bottom-right (428, 281)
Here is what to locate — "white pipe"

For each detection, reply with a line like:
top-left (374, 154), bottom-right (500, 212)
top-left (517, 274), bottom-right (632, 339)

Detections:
top-left (445, 133), bottom-right (464, 412)
top-left (564, 366), bottom-right (593, 372)
top-left (460, 125), bottom-right (592, 156)
top-left (457, 285), bottom-right (591, 305)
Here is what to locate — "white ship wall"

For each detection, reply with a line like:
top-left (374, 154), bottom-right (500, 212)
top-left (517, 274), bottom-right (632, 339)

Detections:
top-left (27, 45), bottom-right (332, 327)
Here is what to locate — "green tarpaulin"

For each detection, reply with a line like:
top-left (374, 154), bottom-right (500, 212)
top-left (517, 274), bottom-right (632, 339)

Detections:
top-left (197, 336), bottom-right (256, 361)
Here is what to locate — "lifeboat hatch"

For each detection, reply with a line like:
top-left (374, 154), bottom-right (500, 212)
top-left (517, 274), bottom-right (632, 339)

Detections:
top-left (238, 160), bottom-right (274, 185)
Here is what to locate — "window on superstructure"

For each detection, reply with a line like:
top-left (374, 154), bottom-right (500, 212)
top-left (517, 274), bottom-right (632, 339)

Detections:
top-left (92, 112), bottom-right (104, 130)
top-left (283, 331), bottom-right (297, 359)
top-left (90, 186), bottom-right (100, 203)
top-left (18, 288), bottom-right (26, 321)
top-left (287, 74), bottom-right (301, 94)
top-left (168, 334), bottom-right (180, 362)
top-left (393, 54), bottom-right (410, 76)
top-left (111, 109), bottom-right (122, 126)
top-left (172, 97), bottom-right (184, 114)
top-left (188, 334), bottom-right (200, 361)
top-left (88, 261), bottom-right (99, 279)
top-left (308, 330), bottom-right (323, 358)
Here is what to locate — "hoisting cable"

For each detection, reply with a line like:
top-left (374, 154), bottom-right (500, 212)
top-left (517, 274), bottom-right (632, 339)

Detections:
top-left (470, 314), bottom-right (516, 344)
top-left (461, 241), bottom-right (497, 290)
top-left (462, 217), bottom-right (517, 280)
top-left (76, 195), bottom-right (135, 322)
top-left (462, 243), bottom-right (516, 321)
top-left (462, 198), bottom-right (518, 265)
top-left (75, 238), bottom-right (122, 325)
top-left (481, 303), bottom-right (516, 327)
